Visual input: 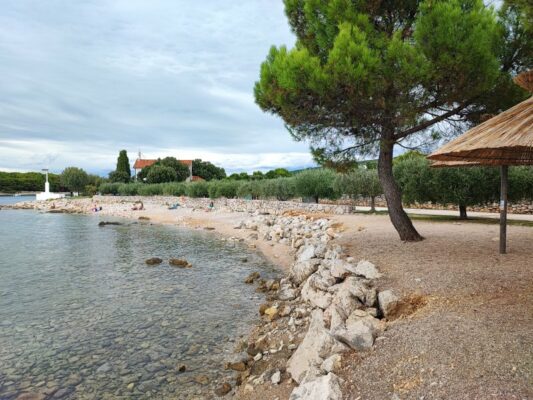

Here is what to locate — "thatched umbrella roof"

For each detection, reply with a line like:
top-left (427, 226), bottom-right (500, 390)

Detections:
top-left (428, 96), bottom-right (533, 165)
top-left (429, 160), bottom-right (481, 168)
top-left (427, 70), bottom-right (532, 254)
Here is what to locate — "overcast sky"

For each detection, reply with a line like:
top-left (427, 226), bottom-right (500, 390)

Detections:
top-left (0, 0), bottom-right (315, 175)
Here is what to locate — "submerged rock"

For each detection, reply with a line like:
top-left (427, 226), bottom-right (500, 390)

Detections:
top-left (214, 382), bottom-right (232, 396)
top-left (145, 257), bottom-right (163, 265)
top-left (98, 221), bottom-right (121, 226)
top-left (244, 271), bottom-right (260, 284)
top-left (169, 258), bottom-right (192, 268)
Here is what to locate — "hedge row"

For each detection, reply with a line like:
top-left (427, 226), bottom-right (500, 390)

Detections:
top-left (98, 169), bottom-right (383, 203)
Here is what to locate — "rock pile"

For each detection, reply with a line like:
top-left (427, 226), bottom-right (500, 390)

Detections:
top-left (232, 214), bottom-right (399, 399)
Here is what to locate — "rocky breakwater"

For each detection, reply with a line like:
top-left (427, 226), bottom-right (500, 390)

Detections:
top-left (231, 214), bottom-right (399, 399)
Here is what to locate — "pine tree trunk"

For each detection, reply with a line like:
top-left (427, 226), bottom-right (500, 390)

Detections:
top-left (459, 204), bottom-right (468, 219)
top-left (378, 139), bottom-right (423, 241)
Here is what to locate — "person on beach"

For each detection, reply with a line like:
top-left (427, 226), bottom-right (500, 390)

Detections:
top-left (132, 201), bottom-right (144, 211)
top-left (207, 201), bottom-right (214, 212)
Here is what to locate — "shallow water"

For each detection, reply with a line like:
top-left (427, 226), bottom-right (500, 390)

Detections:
top-left (0, 204), bottom-right (277, 399)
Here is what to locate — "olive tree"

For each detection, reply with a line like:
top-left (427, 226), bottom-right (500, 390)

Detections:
top-left (294, 168), bottom-right (338, 203)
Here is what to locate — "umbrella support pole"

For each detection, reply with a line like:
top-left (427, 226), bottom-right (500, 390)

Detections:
top-left (499, 165), bottom-right (508, 254)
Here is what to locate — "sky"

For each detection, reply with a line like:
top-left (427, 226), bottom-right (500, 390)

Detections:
top-left (0, 0), bottom-right (315, 175)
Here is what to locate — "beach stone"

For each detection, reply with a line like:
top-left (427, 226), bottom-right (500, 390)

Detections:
top-left (271, 370), bottom-right (281, 385)
top-left (225, 362), bottom-right (246, 372)
top-left (278, 283), bottom-right (298, 301)
top-left (16, 394), bottom-right (45, 400)
top-left (354, 260), bottom-right (382, 280)
top-left (194, 375), bottom-right (209, 385)
top-left (287, 310), bottom-right (347, 384)
top-left (329, 260), bottom-right (351, 279)
top-left (214, 382), bottom-right (232, 396)
top-left (96, 363), bottom-right (111, 373)
top-left (289, 373), bottom-right (343, 400)
top-left (177, 364), bottom-right (186, 372)
top-left (145, 257), bottom-right (163, 265)
top-left (378, 290), bottom-right (400, 318)
top-left (244, 272), bottom-right (260, 284)
top-left (264, 306), bottom-right (279, 321)
top-left (53, 387), bottom-right (74, 399)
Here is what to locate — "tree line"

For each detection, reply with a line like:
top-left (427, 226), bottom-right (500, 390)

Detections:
top-left (99, 159), bottom-right (533, 218)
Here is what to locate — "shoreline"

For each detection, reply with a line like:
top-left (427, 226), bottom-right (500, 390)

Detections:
top-left (6, 196), bottom-right (533, 399)
top-left (6, 196), bottom-right (397, 399)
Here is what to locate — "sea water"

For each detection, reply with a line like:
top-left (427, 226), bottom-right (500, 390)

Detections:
top-left (0, 199), bottom-right (276, 399)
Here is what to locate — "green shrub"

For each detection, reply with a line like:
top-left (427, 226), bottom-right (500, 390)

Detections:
top-left (138, 184), bottom-right (163, 196)
top-left (208, 180), bottom-right (240, 199)
top-left (162, 182), bottom-right (187, 196)
top-left (118, 183), bottom-right (141, 196)
top-left (186, 181), bottom-right (209, 198)
top-left (99, 182), bottom-right (121, 195)
top-left (294, 169), bottom-right (338, 203)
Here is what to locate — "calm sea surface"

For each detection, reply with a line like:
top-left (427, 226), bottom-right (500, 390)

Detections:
top-left (0, 196), bottom-right (276, 399)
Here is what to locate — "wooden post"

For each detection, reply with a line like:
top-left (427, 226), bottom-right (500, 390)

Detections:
top-left (500, 165), bottom-right (508, 254)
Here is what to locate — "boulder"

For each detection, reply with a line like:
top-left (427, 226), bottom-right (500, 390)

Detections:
top-left (145, 257), bottom-right (163, 265)
top-left (301, 280), bottom-right (332, 310)
top-left (308, 267), bottom-right (336, 292)
top-left (329, 259), bottom-right (351, 279)
top-left (278, 283), bottom-right (298, 301)
top-left (289, 373), bottom-right (344, 400)
top-left (332, 319), bottom-right (374, 351)
top-left (353, 260), bottom-right (382, 280)
top-left (378, 290), bottom-right (399, 318)
top-left (287, 310), bottom-right (347, 384)
top-left (290, 259), bottom-right (321, 285)
top-left (297, 245), bottom-right (316, 262)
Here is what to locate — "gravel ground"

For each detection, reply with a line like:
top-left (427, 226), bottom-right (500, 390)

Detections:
top-left (334, 214), bottom-right (533, 400)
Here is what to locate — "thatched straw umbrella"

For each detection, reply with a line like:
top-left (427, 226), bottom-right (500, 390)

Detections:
top-left (428, 70), bottom-right (533, 254)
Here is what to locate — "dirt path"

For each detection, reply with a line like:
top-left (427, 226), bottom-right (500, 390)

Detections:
top-left (330, 214), bottom-right (533, 399)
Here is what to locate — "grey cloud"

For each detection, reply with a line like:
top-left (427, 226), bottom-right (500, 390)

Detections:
top-left (0, 0), bottom-right (314, 173)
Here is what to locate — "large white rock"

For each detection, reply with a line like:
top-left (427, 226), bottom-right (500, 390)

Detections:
top-left (353, 260), bottom-right (382, 280)
top-left (287, 310), bottom-right (347, 384)
top-left (297, 245), bottom-right (316, 262)
top-left (378, 290), bottom-right (400, 318)
top-left (301, 279), bottom-right (333, 310)
top-left (332, 319), bottom-right (374, 351)
top-left (308, 267), bottom-right (336, 292)
top-left (290, 259), bottom-right (321, 285)
top-left (289, 373), bottom-right (344, 400)
top-left (329, 259), bottom-right (352, 279)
